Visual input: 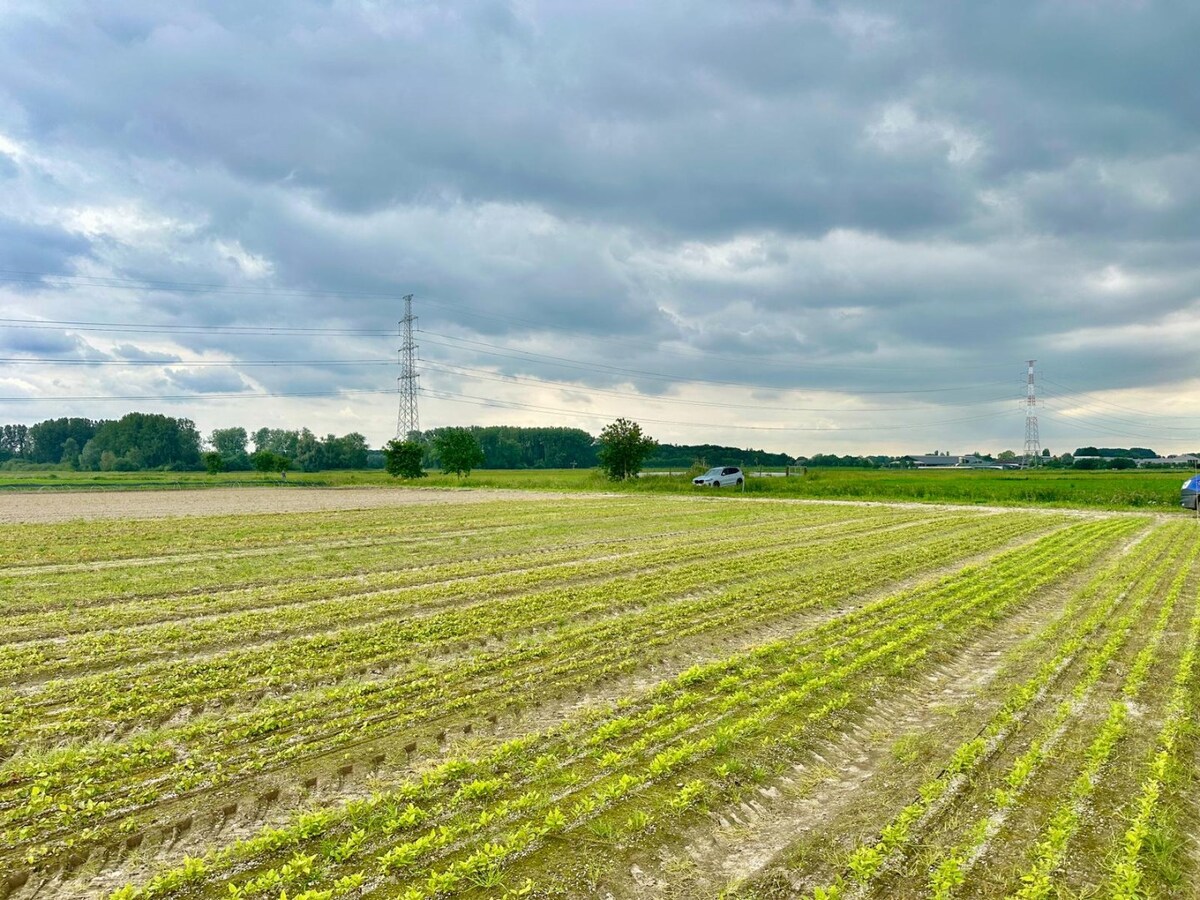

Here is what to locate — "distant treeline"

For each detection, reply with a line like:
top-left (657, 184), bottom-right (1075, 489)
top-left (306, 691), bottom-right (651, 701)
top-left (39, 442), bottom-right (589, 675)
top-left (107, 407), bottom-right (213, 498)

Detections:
top-left (9, 413), bottom-right (1187, 475)
top-left (0, 415), bottom-right (376, 472)
top-left (419, 431), bottom-right (798, 470)
top-left (1073, 447), bottom-right (1158, 459)
top-left (645, 443), bottom-right (794, 468)
top-left (0, 415), bottom-right (202, 471)
top-left (1, 418), bottom-right (803, 473)
top-left (422, 426), bottom-right (599, 469)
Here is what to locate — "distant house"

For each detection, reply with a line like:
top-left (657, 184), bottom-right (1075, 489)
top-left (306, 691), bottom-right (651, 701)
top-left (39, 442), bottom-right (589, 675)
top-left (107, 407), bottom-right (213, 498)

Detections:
top-left (911, 453), bottom-right (988, 468)
top-left (1137, 454), bottom-right (1200, 468)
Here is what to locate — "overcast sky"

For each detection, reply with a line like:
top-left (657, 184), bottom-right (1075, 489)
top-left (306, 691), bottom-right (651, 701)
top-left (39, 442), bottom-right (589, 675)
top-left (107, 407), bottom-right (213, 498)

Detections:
top-left (1, 1), bottom-right (1198, 455)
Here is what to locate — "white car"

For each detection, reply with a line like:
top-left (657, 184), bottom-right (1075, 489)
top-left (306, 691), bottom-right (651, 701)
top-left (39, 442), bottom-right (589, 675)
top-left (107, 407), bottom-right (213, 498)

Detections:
top-left (693, 466), bottom-right (744, 488)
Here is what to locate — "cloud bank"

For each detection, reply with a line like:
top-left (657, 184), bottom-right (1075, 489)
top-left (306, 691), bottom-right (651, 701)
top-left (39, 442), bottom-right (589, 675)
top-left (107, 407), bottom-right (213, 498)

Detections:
top-left (1, 1), bottom-right (1198, 453)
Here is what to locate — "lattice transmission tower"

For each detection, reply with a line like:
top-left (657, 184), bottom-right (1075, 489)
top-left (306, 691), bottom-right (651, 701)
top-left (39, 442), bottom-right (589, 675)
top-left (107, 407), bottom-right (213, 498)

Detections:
top-left (395, 294), bottom-right (420, 440)
top-left (1022, 358), bottom-right (1041, 468)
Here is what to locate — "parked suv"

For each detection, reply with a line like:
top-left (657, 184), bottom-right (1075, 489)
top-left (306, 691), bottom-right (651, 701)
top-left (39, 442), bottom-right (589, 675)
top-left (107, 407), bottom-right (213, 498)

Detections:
top-left (1182, 474), bottom-right (1200, 510)
top-left (693, 466), bottom-right (744, 488)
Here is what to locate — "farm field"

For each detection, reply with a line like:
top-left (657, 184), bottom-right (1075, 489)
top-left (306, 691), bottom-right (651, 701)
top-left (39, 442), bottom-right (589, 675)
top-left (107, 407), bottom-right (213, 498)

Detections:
top-left (0, 465), bottom-right (1195, 511)
top-left (2, 491), bottom-right (1198, 900)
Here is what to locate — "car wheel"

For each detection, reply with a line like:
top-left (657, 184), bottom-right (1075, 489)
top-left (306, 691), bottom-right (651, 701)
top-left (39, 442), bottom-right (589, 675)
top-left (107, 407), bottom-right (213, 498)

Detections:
top-left (736, 478), bottom-right (743, 486)
top-left (711, 481), bottom-right (720, 488)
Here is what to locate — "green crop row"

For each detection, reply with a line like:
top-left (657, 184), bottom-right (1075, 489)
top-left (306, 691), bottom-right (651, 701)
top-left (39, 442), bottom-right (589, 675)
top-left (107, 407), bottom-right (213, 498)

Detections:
top-left (3, 504), bottom-right (877, 642)
top-left (105, 517), bottom-right (1133, 899)
top-left (797, 519), bottom-right (1186, 900)
top-left (1107, 580), bottom-right (1200, 899)
top-left (926, 527), bottom-right (1198, 900)
top-left (5, 511), bottom-right (1039, 864)
top-left (2, 499), bottom-right (813, 612)
top-left (2, 508), bottom-right (930, 680)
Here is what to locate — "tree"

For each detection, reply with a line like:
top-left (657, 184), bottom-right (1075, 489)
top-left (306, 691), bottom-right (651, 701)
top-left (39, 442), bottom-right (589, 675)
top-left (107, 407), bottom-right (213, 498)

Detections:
top-left (597, 418), bottom-right (657, 480)
top-left (384, 439), bottom-right (426, 479)
top-left (321, 432), bottom-right (369, 469)
top-left (210, 427), bottom-right (250, 469)
top-left (79, 438), bottom-right (101, 471)
top-left (0, 423), bottom-right (30, 460)
top-left (28, 418), bottom-right (97, 464)
top-left (293, 428), bottom-right (324, 472)
top-left (253, 428), bottom-right (300, 458)
top-left (251, 450), bottom-right (278, 473)
top-left (203, 451), bottom-right (224, 474)
top-left (87, 413), bottom-right (201, 469)
top-left (60, 437), bottom-right (81, 469)
top-left (432, 428), bottom-right (485, 477)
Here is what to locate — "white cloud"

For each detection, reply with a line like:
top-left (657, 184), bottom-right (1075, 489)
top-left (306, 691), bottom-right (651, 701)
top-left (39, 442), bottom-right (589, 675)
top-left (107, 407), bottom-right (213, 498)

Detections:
top-left (864, 103), bottom-right (984, 166)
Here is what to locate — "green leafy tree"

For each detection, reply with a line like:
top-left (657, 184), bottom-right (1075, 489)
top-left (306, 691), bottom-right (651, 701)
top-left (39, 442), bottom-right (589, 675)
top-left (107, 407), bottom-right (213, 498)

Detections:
top-left (433, 428), bottom-right (485, 477)
top-left (87, 412), bottom-right (201, 470)
top-left (202, 451), bottom-right (224, 474)
top-left (321, 432), bottom-right (369, 469)
top-left (293, 428), bottom-right (324, 472)
top-left (384, 439), bottom-right (426, 479)
top-left (210, 427), bottom-right (251, 470)
top-left (28, 418), bottom-right (97, 463)
top-left (597, 418), bottom-right (657, 480)
top-left (0, 423), bottom-right (31, 460)
top-left (59, 437), bottom-right (81, 469)
top-left (79, 438), bottom-right (102, 471)
top-left (251, 450), bottom-right (278, 473)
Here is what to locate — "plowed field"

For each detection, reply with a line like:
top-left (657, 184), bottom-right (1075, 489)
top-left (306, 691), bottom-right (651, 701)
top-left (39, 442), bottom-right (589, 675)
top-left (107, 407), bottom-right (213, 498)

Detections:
top-left (2, 493), bottom-right (1195, 900)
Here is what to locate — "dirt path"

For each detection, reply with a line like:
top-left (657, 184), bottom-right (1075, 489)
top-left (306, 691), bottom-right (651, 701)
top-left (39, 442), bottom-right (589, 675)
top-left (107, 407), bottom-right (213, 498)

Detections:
top-left (2, 483), bottom-right (1160, 526)
top-left (0, 486), bottom-right (593, 524)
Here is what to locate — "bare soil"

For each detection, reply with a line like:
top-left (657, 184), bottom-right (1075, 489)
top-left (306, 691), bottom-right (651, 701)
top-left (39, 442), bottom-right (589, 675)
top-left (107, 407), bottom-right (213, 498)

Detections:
top-left (0, 486), bottom-right (587, 524)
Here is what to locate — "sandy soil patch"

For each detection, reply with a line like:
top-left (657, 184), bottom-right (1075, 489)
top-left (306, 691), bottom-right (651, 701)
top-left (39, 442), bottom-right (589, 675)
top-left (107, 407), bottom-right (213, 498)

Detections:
top-left (0, 487), bottom-right (588, 524)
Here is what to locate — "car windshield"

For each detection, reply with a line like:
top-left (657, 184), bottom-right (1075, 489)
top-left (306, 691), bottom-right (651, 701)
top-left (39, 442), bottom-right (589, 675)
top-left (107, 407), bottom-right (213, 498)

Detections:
top-left (703, 468), bottom-right (723, 476)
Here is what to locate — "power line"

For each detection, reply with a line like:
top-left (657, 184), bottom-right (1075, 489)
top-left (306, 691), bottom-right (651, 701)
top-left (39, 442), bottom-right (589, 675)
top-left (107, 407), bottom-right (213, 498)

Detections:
top-left (422, 387), bottom-right (1007, 433)
top-left (420, 332), bottom-right (1016, 396)
top-left (422, 360), bottom-right (1017, 413)
top-left (1041, 378), bottom-right (1200, 425)
top-left (1039, 405), bottom-right (1200, 444)
top-left (0, 357), bottom-right (393, 366)
top-left (0, 318), bottom-right (391, 336)
top-left (0, 270), bottom-right (412, 303)
top-left (0, 269), bottom-right (1016, 373)
top-left (0, 387), bottom-right (398, 402)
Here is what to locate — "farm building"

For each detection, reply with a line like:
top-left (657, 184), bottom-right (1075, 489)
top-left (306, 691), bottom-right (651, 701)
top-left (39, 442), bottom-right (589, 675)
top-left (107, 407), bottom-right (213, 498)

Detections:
top-left (911, 453), bottom-right (989, 468)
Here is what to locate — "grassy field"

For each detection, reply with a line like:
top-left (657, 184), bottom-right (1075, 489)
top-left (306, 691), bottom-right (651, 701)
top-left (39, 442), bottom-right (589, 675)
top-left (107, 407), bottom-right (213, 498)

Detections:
top-left (0, 465), bottom-right (1195, 511)
top-left (3, 492), bottom-right (1199, 899)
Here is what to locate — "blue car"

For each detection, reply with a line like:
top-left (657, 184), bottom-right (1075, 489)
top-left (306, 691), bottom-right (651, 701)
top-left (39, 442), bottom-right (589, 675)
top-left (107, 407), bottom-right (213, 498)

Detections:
top-left (1182, 475), bottom-right (1200, 510)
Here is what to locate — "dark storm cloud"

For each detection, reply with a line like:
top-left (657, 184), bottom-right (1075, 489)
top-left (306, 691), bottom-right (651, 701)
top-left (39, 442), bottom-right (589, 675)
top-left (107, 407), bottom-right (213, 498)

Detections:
top-left (0, 2), bottom-right (993, 234)
top-left (163, 367), bottom-right (250, 394)
top-left (112, 343), bottom-right (182, 362)
top-left (0, 217), bottom-right (90, 277)
top-left (0, 327), bottom-right (83, 355)
top-left (0, 1), bottom-right (1198, 450)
